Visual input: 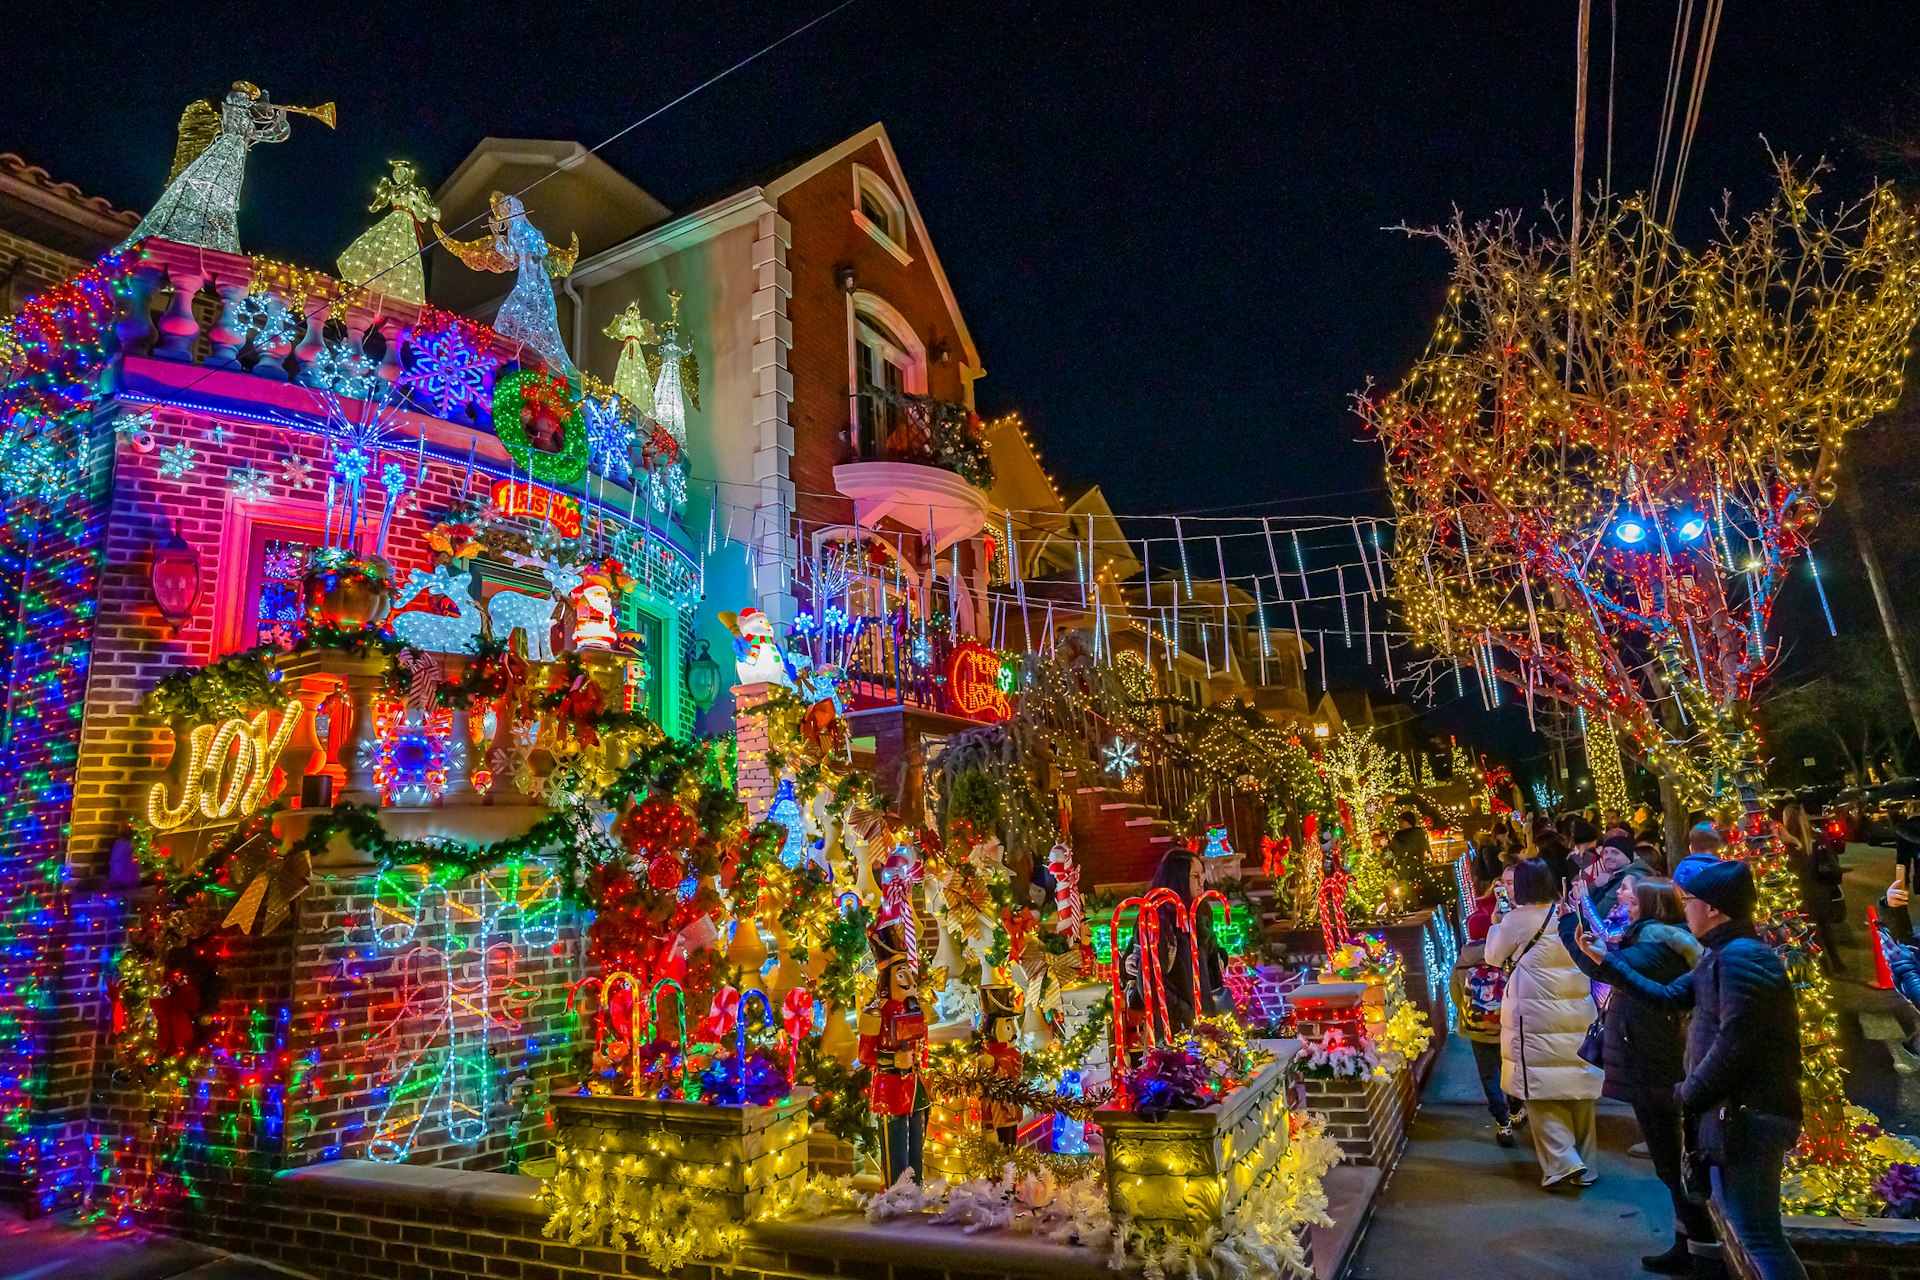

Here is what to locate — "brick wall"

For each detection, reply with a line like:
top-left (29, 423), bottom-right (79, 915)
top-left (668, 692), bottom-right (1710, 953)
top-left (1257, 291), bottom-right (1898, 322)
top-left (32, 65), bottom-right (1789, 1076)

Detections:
top-left (780, 140), bottom-right (971, 539)
top-left (1299, 1071), bottom-right (1409, 1167)
top-left (1715, 1205), bottom-right (1920, 1280)
top-left (0, 413), bottom-right (111, 1209)
top-left (0, 225), bottom-right (92, 312)
top-left (83, 861), bottom-right (584, 1230)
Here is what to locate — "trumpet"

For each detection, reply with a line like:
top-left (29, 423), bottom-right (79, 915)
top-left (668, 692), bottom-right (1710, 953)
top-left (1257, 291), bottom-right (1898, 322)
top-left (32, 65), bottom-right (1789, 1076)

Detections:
top-left (278, 101), bottom-right (336, 129)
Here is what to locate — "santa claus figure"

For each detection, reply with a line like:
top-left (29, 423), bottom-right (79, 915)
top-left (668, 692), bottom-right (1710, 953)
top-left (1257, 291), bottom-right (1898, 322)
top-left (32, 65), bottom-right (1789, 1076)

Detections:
top-left (570, 566), bottom-right (621, 650)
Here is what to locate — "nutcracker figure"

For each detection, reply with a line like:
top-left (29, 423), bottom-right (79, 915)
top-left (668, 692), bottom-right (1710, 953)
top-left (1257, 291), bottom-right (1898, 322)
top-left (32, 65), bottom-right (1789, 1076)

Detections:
top-left (858, 919), bottom-right (928, 1184)
top-left (977, 984), bottom-right (1024, 1146)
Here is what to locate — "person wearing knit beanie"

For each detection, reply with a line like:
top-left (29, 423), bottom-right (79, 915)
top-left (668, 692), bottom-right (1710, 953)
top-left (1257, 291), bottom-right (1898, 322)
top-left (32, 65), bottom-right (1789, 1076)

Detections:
top-left (1685, 859), bottom-right (1757, 922)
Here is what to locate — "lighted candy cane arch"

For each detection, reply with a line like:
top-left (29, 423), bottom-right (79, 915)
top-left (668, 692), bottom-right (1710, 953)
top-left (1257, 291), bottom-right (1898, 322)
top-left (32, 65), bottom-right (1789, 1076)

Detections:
top-left (1106, 888), bottom-right (1208, 1075)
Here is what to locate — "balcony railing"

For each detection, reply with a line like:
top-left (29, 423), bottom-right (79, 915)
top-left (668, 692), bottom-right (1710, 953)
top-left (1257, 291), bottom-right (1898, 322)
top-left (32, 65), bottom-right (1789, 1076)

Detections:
top-left (113, 238), bottom-right (536, 432)
top-left (272, 645), bottom-right (642, 817)
top-left (848, 391), bottom-right (994, 490)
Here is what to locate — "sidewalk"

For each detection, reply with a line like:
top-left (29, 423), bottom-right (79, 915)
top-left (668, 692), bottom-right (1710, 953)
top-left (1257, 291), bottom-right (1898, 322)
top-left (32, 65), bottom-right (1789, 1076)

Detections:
top-left (1349, 1031), bottom-right (1677, 1280)
top-left (0, 1208), bottom-right (302, 1280)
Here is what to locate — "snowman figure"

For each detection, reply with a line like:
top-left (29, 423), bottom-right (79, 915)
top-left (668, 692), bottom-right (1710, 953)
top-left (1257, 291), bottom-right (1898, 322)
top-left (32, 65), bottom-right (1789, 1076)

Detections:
top-left (718, 606), bottom-right (792, 687)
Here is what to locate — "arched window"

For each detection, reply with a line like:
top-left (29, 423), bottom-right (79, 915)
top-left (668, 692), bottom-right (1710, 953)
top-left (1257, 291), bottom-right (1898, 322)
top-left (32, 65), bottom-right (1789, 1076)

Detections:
top-left (848, 293), bottom-right (926, 459)
top-left (852, 164), bottom-right (910, 261)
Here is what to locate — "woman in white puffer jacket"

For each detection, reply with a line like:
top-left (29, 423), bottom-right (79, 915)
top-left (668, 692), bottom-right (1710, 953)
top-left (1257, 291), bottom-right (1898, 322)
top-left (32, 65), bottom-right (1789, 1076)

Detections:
top-left (1485, 855), bottom-right (1604, 1189)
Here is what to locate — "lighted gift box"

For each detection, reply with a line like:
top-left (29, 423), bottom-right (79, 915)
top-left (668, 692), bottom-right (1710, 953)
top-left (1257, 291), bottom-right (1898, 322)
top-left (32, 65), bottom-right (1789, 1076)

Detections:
top-left (1093, 1057), bottom-right (1293, 1234)
top-left (548, 1088), bottom-right (813, 1227)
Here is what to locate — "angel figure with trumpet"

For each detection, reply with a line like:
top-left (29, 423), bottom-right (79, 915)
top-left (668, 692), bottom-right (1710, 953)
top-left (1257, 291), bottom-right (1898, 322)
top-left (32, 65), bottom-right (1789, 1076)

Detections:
top-left (435, 192), bottom-right (579, 381)
top-left (127, 81), bottom-right (334, 254)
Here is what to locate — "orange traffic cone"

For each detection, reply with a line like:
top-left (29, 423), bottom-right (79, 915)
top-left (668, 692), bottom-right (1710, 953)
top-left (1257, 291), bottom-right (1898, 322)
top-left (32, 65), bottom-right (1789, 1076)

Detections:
top-left (1869, 905), bottom-right (1896, 991)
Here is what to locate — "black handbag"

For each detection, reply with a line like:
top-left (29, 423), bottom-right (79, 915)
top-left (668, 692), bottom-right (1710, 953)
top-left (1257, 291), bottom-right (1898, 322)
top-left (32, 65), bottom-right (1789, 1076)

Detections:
top-left (1576, 1006), bottom-right (1606, 1068)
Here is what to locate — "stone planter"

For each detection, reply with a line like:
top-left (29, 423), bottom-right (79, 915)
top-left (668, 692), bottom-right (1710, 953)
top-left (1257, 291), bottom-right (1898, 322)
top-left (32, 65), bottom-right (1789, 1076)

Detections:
top-left (1716, 1206), bottom-right (1920, 1280)
top-left (1093, 1057), bottom-right (1293, 1235)
top-left (549, 1087), bottom-right (812, 1222)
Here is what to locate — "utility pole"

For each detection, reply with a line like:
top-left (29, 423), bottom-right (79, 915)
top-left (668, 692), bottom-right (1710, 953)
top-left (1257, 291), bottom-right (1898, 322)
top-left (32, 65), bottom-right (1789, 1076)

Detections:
top-left (1838, 474), bottom-right (1920, 743)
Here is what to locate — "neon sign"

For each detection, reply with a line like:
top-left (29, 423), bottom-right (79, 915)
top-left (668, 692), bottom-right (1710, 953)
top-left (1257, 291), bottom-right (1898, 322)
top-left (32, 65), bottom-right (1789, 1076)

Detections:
top-left (146, 704), bottom-right (305, 830)
top-left (491, 478), bottom-right (582, 537)
top-left (947, 641), bottom-right (1010, 721)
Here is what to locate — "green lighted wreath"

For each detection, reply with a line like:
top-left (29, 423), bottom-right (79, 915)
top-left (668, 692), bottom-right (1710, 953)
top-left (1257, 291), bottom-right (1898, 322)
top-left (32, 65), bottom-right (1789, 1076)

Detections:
top-left (492, 368), bottom-right (588, 484)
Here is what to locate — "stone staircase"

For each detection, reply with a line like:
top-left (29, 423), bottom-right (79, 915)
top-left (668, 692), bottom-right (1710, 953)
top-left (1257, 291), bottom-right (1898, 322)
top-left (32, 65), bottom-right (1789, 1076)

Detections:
top-left (1066, 771), bottom-right (1291, 941)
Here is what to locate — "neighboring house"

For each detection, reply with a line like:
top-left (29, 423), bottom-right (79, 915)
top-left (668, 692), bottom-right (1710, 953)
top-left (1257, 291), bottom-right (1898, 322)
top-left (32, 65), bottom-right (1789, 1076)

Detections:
top-left (438, 125), bottom-right (1000, 810)
top-left (0, 152), bottom-right (138, 312)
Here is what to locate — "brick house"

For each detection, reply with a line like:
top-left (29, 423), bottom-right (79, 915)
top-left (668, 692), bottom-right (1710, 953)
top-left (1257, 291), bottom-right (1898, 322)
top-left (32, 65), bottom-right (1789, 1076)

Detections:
top-left (0, 152), bottom-right (138, 312)
top-left (437, 125), bottom-right (1003, 812)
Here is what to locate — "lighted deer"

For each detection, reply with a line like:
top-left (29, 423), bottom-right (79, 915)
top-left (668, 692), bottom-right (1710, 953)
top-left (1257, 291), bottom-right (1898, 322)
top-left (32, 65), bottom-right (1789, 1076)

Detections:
top-left (391, 564), bottom-right (483, 653)
top-left (487, 556), bottom-right (584, 662)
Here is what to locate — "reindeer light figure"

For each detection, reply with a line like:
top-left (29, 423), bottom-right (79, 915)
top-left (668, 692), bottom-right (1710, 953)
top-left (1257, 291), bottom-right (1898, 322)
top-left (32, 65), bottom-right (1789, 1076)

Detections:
top-left (392, 564), bottom-right (483, 653)
top-left (487, 557), bottom-right (584, 661)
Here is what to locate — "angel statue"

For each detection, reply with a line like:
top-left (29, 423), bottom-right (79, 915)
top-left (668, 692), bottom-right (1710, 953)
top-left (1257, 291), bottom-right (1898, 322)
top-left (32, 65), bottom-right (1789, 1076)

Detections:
top-left (125, 82), bottom-right (333, 254)
top-left (603, 302), bottom-right (656, 417)
top-left (648, 289), bottom-right (700, 446)
top-left (435, 192), bottom-right (579, 381)
top-left (337, 160), bottom-right (441, 306)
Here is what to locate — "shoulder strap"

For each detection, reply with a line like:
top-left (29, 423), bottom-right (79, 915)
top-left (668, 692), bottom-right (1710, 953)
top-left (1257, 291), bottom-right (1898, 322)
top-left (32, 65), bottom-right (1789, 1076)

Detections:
top-left (1501, 906), bottom-right (1555, 977)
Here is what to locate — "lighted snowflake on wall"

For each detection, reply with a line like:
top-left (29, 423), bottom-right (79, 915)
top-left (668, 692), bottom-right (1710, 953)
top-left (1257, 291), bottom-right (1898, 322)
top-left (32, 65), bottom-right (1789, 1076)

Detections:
top-left (400, 323), bottom-right (493, 415)
top-left (1102, 738), bottom-right (1141, 782)
top-left (308, 342), bottom-right (380, 399)
top-left (583, 395), bottom-right (636, 483)
top-left (281, 453), bottom-right (314, 490)
top-left (158, 441), bottom-right (198, 479)
top-left (228, 466), bottom-right (274, 503)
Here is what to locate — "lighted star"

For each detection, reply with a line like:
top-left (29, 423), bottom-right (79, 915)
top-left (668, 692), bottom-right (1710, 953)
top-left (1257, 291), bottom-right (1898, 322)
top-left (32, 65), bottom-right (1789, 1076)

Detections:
top-left (1102, 738), bottom-right (1140, 781)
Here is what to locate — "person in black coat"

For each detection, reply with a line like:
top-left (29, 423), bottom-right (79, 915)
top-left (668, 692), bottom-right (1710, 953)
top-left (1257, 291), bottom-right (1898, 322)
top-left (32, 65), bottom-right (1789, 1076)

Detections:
top-left (1583, 858), bottom-right (1807, 1280)
top-left (1562, 878), bottom-right (1709, 1274)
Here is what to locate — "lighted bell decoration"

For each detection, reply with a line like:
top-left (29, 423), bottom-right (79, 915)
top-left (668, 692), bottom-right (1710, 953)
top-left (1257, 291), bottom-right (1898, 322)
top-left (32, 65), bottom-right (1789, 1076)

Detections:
top-left (150, 523), bottom-right (201, 631)
top-left (686, 638), bottom-right (722, 711)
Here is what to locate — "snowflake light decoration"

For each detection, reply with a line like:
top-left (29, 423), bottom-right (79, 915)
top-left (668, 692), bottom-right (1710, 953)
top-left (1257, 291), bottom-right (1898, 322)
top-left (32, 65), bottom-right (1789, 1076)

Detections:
top-left (280, 453), bottom-right (314, 490)
top-left (309, 342), bottom-right (380, 399)
top-left (228, 466), bottom-right (273, 503)
top-left (1102, 738), bottom-right (1140, 782)
top-left (0, 416), bottom-right (72, 504)
top-left (583, 395), bottom-right (636, 483)
top-left (113, 410), bottom-right (155, 439)
top-left (158, 441), bottom-right (198, 479)
top-left (645, 459), bottom-right (687, 512)
top-left (400, 323), bottom-right (492, 414)
top-left (381, 461), bottom-right (409, 494)
top-left (335, 446), bottom-right (371, 486)
top-left (233, 293), bottom-right (297, 348)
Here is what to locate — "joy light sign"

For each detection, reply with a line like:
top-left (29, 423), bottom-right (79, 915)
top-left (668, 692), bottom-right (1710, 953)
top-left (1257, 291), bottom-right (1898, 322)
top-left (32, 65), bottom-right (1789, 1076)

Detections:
top-left (492, 478), bottom-right (582, 537)
top-left (147, 704), bottom-right (305, 831)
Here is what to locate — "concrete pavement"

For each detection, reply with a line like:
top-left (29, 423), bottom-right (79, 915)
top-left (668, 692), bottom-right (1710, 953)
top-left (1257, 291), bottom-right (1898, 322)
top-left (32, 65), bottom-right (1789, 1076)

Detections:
top-left (0, 1209), bottom-right (305, 1280)
top-left (1348, 1031), bottom-right (1676, 1279)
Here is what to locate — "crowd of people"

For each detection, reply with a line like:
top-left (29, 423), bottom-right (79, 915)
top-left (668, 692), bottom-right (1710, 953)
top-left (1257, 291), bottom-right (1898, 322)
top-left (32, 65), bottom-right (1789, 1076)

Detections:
top-left (1450, 810), bottom-right (1812, 1280)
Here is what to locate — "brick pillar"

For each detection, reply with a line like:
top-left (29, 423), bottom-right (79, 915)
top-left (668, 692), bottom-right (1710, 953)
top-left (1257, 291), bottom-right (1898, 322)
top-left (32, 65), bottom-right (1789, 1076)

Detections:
top-left (733, 682), bottom-right (777, 822)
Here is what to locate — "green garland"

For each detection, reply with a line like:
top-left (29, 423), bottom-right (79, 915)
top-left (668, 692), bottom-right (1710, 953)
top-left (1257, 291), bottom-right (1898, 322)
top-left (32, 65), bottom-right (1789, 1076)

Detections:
top-left (493, 368), bottom-right (588, 484)
top-left (144, 650), bottom-right (289, 721)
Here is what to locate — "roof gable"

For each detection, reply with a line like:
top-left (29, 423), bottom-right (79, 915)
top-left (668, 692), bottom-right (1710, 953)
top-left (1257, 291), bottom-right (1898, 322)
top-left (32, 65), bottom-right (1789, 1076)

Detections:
top-left (763, 124), bottom-right (981, 379)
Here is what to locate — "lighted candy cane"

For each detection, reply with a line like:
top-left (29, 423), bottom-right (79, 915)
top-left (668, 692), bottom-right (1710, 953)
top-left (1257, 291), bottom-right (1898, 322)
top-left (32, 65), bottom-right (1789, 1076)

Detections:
top-left (735, 988), bottom-right (777, 1100)
top-left (646, 978), bottom-right (689, 1097)
top-left (571, 970), bottom-right (646, 1093)
top-left (780, 987), bottom-right (814, 1084)
top-left (1107, 888), bottom-right (1198, 1064)
top-left (1192, 888), bottom-right (1231, 964)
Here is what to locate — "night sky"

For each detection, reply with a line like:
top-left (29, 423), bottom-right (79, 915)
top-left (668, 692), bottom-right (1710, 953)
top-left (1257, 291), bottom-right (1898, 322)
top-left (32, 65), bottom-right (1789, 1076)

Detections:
top-left (8, 1), bottom-right (1920, 776)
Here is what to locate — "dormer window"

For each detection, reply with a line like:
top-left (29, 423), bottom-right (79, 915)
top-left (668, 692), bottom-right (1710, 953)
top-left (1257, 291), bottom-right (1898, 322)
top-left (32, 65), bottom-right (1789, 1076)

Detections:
top-left (852, 164), bottom-right (911, 265)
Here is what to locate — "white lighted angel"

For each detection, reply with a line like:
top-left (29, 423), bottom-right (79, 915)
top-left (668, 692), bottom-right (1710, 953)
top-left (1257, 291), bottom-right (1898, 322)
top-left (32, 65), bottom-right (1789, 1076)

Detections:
top-left (435, 193), bottom-right (580, 380)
